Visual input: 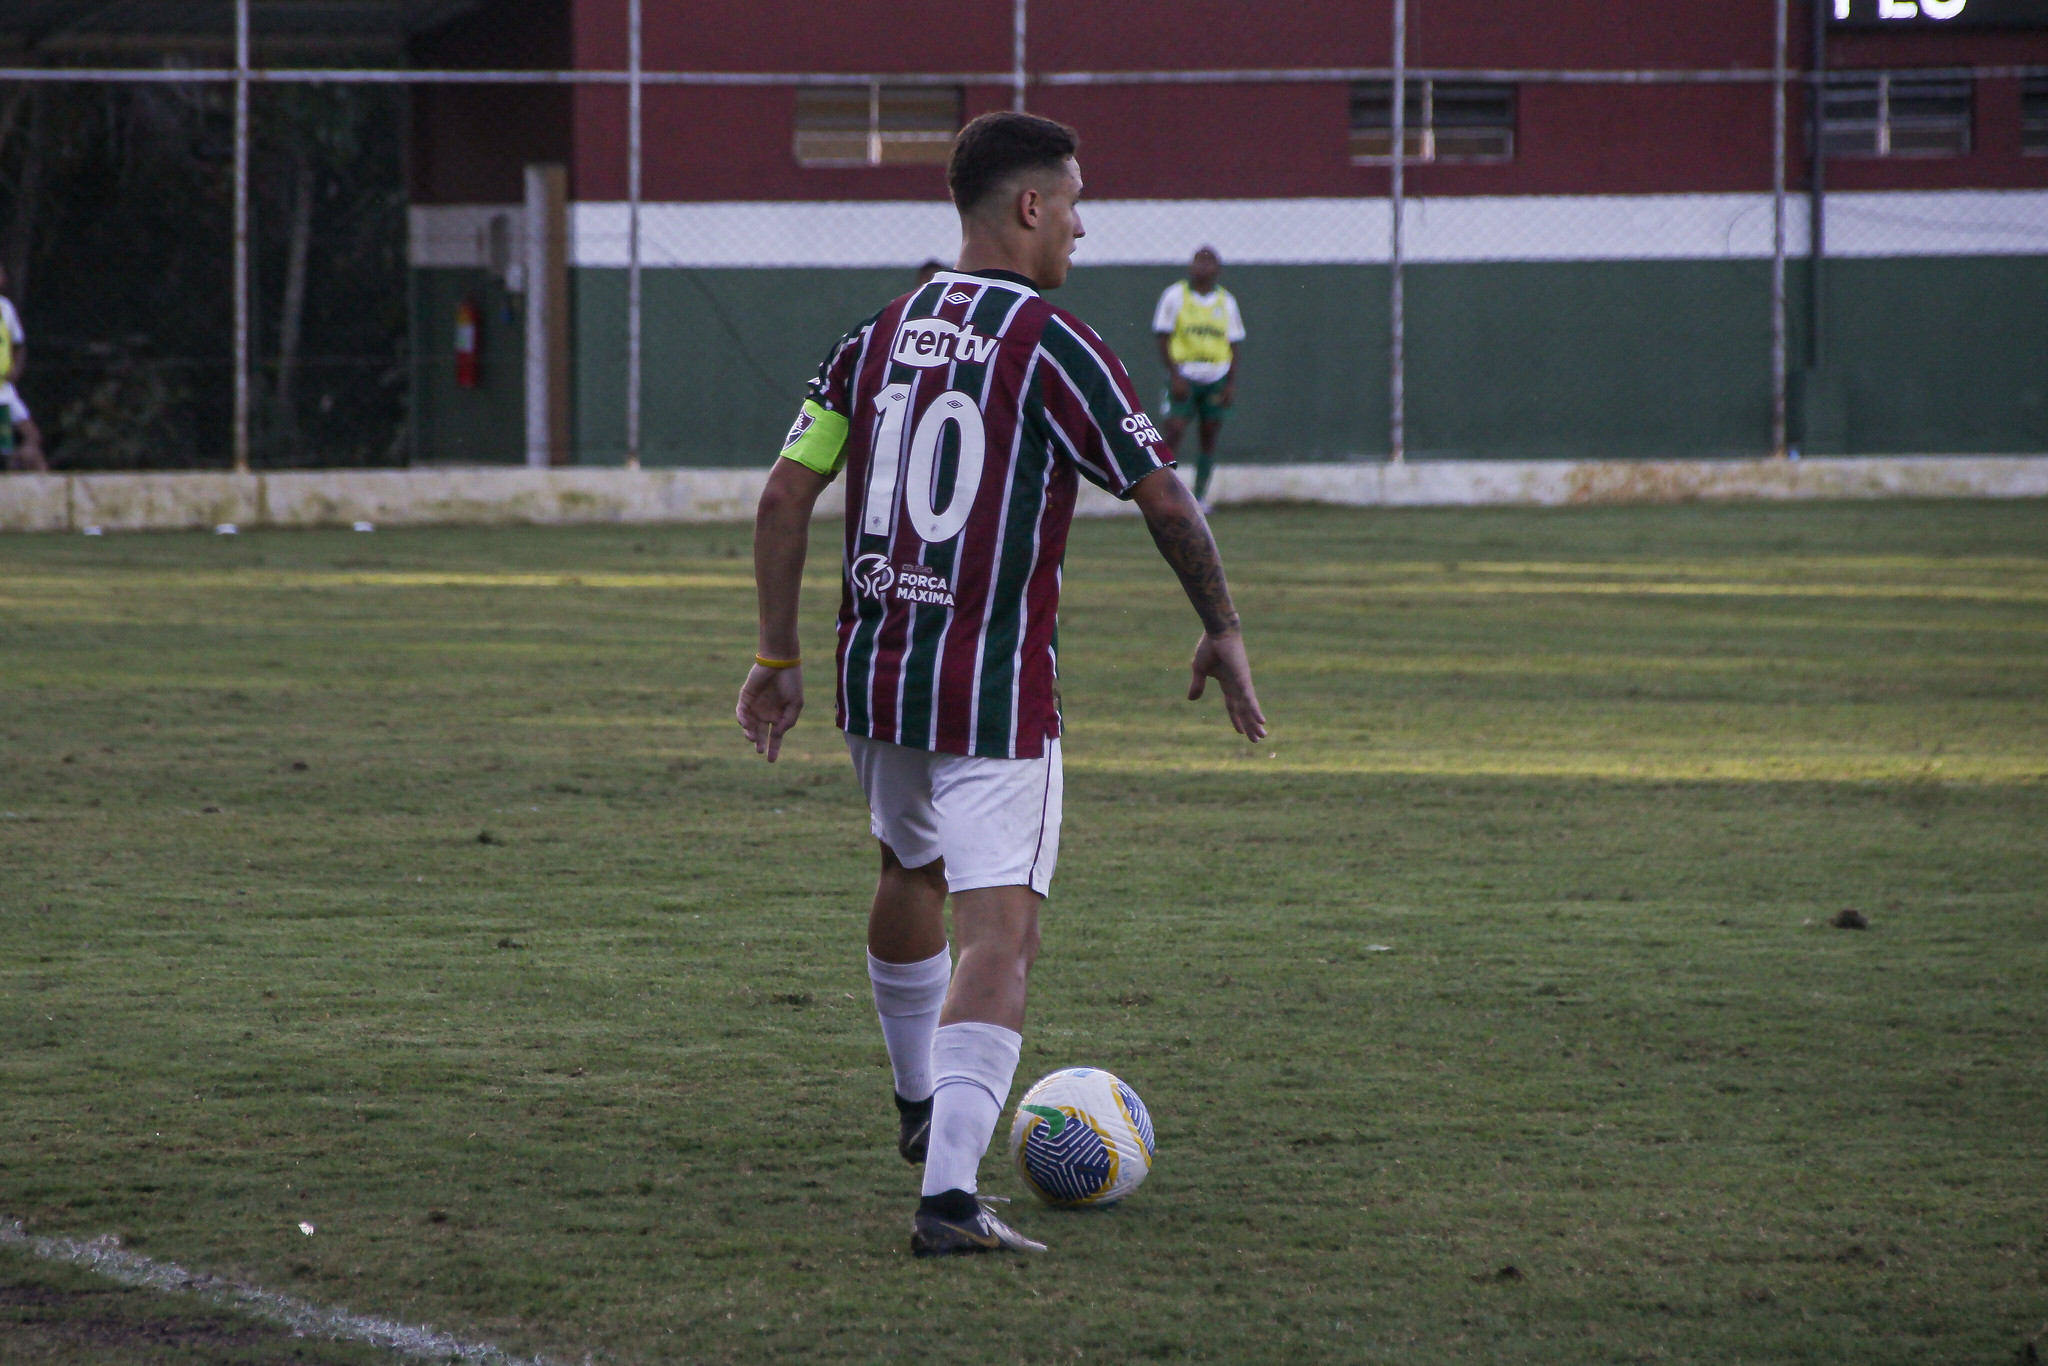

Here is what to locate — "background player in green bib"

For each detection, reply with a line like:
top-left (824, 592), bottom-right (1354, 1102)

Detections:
top-left (1152, 246), bottom-right (1244, 509)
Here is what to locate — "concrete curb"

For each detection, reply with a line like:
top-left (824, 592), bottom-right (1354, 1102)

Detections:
top-left (1189, 455), bottom-right (2048, 511)
top-left (2, 456), bottom-right (2043, 533)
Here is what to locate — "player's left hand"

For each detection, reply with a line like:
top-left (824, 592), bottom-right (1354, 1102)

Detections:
top-left (1219, 383), bottom-right (1235, 409)
top-left (1187, 630), bottom-right (1267, 743)
top-left (736, 664), bottom-right (804, 761)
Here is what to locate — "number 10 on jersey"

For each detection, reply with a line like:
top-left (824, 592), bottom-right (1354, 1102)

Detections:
top-left (863, 384), bottom-right (988, 547)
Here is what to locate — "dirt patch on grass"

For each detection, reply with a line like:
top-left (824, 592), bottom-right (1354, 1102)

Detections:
top-left (0, 1280), bottom-right (375, 1365)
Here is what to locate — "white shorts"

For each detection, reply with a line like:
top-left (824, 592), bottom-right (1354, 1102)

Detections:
top-left (1, 383), bottom-right (29, 424)
top-left (846, 734), bottom-right (1063, 897)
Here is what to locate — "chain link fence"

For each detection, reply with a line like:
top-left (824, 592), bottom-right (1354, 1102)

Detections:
top-left (4, 0), bottom-right (2045, 472)
top-left (0, 76), bottom-right (410, 471)
top-left (1394, 78), bottom-right (1792, 462)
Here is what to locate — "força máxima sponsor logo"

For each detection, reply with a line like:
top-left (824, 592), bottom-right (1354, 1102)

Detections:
top-left (851, 553), bottom-right (956, 608)
top-left (893, 317), bottom-right (1000, 369)
top-left (850, 553), bottom-right (896, 599)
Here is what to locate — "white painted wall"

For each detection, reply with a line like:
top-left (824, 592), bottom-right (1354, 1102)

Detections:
top-left (410, 191), bottom-right (2048, 270)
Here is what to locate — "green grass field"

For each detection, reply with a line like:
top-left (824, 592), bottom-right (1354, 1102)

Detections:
top-left (2, 500), bottom-right (2045, 1365)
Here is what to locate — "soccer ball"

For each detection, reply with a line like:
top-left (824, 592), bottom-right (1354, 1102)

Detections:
top-left (1007, 1067), bottom-right (1155, 1207)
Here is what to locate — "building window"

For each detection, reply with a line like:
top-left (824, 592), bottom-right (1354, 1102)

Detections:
top-left (794, 84), bottom-right (961, 167)
top-left (1351, 81), bottom-right (1515, 163)
top-left (1820, 73), bottom-right (1971, 157)
top-left (2024, 76), bottom-right (2048, 155)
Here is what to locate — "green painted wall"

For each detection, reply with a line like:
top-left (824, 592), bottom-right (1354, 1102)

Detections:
top-left (1057, 265), bottom-right (1389, 462)
top-left (412, 255), bottom-right (2048, 466)
top-left (1407, 260), bottom-right (1776, 460)
top-left (570, 267), bottom-right (920, 467)
top-left (1799, 257), bottom-right (2048, 456)
top-left (412, 268), bottom-right (528, 465)
top-left (561, 263), bottom-right (1386, 467)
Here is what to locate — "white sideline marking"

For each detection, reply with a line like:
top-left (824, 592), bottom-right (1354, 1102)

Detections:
top-left (0, 1222), bottom-right (559, 1365)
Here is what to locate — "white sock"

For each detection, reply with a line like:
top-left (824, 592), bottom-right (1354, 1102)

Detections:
top-left (921, 1021), bottom-right (1022, 1198)
top-left (867, 947), bottom-right (951, 1102)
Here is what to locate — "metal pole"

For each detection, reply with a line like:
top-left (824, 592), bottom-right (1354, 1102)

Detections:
top-left (1807, 0), bottom-right (1826, 371)
top-left (233, 0), bottom-right (250, 474)
top-left (1012, 0), bottom-right (1027, 110)
top-left (1769, 0), bottom-right (1788, 459)
top-left (626, 0), bottom-right (643, 470)
top-left (0, 62), bottom-right (2037, 89)
top-left (1388, 0), bottom-right (1406, 464)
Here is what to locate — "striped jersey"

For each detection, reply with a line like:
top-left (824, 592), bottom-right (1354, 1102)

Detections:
top-left (778, 268), bottom-right (1174, 759)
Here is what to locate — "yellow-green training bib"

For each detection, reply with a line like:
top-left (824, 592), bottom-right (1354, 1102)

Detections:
top-left (1168, 289), bottom-right (1235, 370)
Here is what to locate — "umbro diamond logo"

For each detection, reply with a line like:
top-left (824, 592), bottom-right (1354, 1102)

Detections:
top-left (944, 291), bottom-right (973, 305)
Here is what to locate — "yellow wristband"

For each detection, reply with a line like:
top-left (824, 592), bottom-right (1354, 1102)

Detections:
top-left (754, 654), bottom-right (801, 670)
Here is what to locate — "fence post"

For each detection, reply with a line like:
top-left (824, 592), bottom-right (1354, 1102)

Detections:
top-left (1388, 0), bottom-right (1406, 464)
top-left (626, 0), bottom-right (643, 470)
top-left (1770, 0), bottom-right (1789, 459)
top-left (1012, 0), bottom-right (1027, 111)
top-left (525, 163), bottom-right (570, 467)
top-left (233, 0), bottom-right (250, 475)
top-left (1808, 0), bottom-right (1827, 372)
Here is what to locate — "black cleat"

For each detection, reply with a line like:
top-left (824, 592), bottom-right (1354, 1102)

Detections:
top-left (894, 1092), bottom-right (932, 1165)
top-left (910, 1201), bottom-right (1046, 1258)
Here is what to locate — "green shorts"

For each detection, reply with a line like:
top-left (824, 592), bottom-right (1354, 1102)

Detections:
top-left (1162, 377), bottom-right (1231, 424)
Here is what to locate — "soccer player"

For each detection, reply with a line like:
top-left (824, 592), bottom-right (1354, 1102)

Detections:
top-left (0, 262), bottom-right (42, 473)
top-left (737, 111), bottom-right (1266, 1258)
top-left (1151, 247), bottom-right (1244, 511)
top-left (0, 261), bottom-right (25, 394)
top-left (1, 384), bottom-right (46, 473)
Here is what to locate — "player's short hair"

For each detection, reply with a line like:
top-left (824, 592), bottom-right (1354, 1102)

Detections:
top-left (948, 111), bottom-right (1080, 217)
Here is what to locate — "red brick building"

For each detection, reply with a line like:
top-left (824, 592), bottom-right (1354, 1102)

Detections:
top-left (406, 0), bottom-right (2048, 464)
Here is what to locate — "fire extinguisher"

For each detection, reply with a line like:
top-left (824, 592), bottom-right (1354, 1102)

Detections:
top-left (454, 296), bottom-right (481, 389)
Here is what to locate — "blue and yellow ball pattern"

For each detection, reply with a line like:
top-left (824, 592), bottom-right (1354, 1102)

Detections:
top-left (1008, 1067), bottom-right (1155, 1207)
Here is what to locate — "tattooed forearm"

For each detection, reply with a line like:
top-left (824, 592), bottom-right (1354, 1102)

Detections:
top-left (1144, 506), bottom-right (1240, 636)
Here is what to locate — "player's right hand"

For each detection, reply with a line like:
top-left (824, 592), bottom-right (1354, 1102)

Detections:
top-left (736, 664), bottom-right (804, 761)
top-left (1169, 374), bottom-right (1191, 402)
top-left (1187, 630), bottom-right (1267, 743)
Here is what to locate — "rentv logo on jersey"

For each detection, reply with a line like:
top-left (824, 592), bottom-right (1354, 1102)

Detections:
top-left (893, 318), bottom-right (1000, 369)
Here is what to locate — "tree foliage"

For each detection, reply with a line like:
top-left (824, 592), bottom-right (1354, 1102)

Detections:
top-left (0, 79), bottom-right (409, 469)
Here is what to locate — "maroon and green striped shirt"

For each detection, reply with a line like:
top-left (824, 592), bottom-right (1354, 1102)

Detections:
top-left (779, 268), bottom-right (1174, 759)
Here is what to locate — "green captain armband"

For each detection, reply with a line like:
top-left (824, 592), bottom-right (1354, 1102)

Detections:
top-left (779, 399), bottom-right (850, 477)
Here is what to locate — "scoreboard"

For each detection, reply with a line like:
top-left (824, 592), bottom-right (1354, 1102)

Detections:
top-left (1829, 0), bottom-right (2048, 27)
